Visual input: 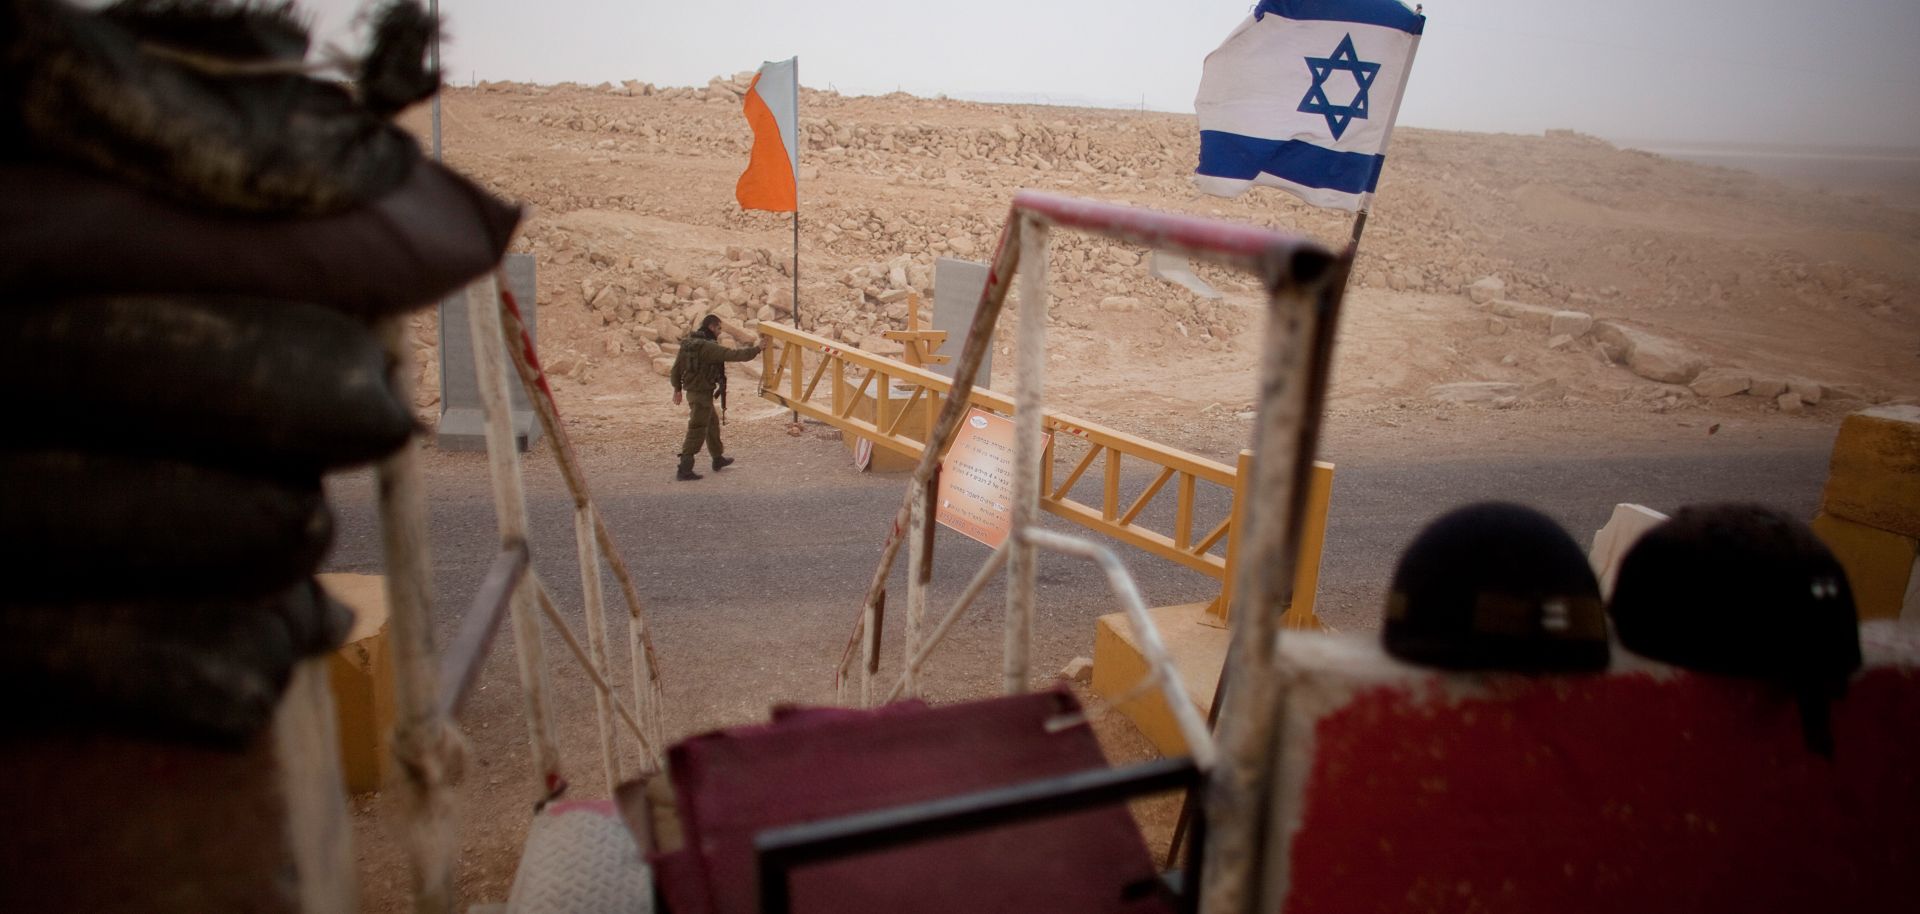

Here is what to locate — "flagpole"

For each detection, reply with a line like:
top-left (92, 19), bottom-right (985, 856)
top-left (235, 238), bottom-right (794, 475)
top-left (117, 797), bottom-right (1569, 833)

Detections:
top-left (791, 56), bottom-right (802, 333)
top-left (429, 0), bottom-right (441, 162)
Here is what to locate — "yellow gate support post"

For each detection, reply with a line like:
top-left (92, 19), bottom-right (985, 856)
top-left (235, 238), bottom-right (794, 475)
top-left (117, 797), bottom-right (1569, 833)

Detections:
top-left (1093, 453), bottom-right (1334, 758)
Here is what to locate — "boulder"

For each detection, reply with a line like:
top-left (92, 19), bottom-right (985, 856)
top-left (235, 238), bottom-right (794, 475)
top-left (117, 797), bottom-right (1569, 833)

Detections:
top-left (1777, 391), bottom-right (1805, 414)
top-left (1491, 299), bottom-right (1557, 330)
top-left (1690, 369), bottom-right (1751, 398)
top-left (1751, 377), bottom-right (1789, 398)
top-left (1549, 310), bottom-right (1594, 338)
top-left (1468, 275), bottom-right (1505, 304)
top-left (651, 356), bottom-right (676, 377)
top-left (1592, 320), bottom-right (1707, 385)
top-left (1790, 379), bottom-right (1824, 405)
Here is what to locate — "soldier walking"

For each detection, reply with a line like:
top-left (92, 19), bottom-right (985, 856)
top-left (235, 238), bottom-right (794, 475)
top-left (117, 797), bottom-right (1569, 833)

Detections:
top-left (670, 314), bottom-right (765, 480)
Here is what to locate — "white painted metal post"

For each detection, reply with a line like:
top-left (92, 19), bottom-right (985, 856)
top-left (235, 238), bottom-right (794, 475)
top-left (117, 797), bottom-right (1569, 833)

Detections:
top-left (372, 315), bottom-right (458, 914)
top-left (465, 275), bottom-right (563, 797)
top-left (1004, 216), bottom-right (1051, 695)
top-left (275, 659), bottom-right (359, 914)
top-left (1200, 273), bottom-right (1343, 914)
top-left (576, 504), bottom-right (620, 792)
top-left (493, 291), bottom-right (668, 771)
top-left (903, 482), bottom-right (927, 699)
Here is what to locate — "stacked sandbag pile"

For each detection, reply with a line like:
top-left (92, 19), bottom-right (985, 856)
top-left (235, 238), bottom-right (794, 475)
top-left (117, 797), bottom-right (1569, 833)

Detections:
top-left (0, 0), bottom-right (519, 743)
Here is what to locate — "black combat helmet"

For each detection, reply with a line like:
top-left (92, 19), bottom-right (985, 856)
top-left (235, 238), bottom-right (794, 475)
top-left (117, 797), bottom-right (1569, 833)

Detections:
top-left (1608, 503), bottom-right (1861, 756)
top-left (1383, 502), bottom-right (1610, 673)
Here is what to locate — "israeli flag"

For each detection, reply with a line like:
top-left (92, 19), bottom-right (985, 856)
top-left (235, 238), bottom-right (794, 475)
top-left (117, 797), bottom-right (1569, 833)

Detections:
top-left (1195, 0), bottom-right (1424, 211)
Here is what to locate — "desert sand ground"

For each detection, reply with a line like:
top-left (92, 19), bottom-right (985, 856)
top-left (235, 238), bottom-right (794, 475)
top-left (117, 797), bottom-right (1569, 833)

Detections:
top-left (347, 77), bottom-right (1919, 908)
top-left (398, 75), bottom-right (1917, 470)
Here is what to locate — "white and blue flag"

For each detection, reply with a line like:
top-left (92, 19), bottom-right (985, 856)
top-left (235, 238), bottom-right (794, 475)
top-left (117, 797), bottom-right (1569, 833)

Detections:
top-left (1195, 0), bottom-right (1424, 211)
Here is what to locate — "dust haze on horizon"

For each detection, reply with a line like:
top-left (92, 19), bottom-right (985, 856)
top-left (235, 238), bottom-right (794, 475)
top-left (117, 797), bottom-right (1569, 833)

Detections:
top-left (294, 0), bottom-right (1920, 152)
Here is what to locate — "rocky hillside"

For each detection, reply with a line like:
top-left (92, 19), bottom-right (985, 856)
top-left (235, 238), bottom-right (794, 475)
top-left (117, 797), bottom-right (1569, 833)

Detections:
top-left (396, 75), bottom-right (1920, 449)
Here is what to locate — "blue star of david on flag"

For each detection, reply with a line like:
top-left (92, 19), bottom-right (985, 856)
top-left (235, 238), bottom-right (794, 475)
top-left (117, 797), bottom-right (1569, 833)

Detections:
top-left (1196, 1), bottom-right (1425, 210)
top-left (1297, 33), bottom-right (1379, 141)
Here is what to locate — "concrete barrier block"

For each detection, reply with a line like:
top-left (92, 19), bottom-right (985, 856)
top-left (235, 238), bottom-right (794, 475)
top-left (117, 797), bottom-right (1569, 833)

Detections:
top-left (1260, 625), bottom-right (1919, 914)
top-left (1905, 557), bottom-right (1920, 623)
top-left (1090, 602), bottom-right (1223, 757)
top-left (1588, 503), bottom-right (1668, 598)
top-left (319, 573), bottom-right (395, 794)
top-left (1812, 512), bottom-right (1919, 621)
top-left (1823, 405), bottom-right (1920, 538)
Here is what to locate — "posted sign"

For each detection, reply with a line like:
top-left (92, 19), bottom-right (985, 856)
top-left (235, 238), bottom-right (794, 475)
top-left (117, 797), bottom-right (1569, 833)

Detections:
top-left (935, 407), bottom-right (1050, 548)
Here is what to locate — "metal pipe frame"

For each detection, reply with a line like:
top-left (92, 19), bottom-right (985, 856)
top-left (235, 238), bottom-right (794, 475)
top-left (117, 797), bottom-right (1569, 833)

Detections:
top-left (499, 282), bottom-right (667, 770)
top-left (465, 274), bottom-right (565, 798)
top-left (436, 540), bottom-right (530, 720)
top-left (833, 193), bottom-right (1339, 697)
top-left (1005, 215), bottom-right (1050, 694)
top-left (1197, 245), bottom-right (1350, 914)
top-left (374, 313), bottom-right (459, 913)
top-left (754, 756), bottom-right (1201, 914)
top-left (1020, 529), bottom-right (1217, 771)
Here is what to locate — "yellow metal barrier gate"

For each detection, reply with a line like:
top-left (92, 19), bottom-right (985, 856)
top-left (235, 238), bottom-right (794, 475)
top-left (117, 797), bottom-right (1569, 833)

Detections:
top-left (755, 320), bottom-right (1329, 625)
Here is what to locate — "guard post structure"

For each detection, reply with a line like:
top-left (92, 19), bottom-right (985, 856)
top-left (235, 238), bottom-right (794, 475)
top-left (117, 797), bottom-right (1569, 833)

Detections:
top-left (1810, 404), bottom-right (1920, 622)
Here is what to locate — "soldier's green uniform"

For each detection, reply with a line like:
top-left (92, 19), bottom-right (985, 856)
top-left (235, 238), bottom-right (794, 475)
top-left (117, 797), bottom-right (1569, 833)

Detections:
top-left (670, 322), bottom-right (762, 479)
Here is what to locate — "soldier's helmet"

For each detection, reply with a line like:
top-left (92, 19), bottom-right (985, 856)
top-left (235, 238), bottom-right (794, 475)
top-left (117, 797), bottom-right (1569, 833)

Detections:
top-left (1383, 502), bottom-right (1610, 673)
top-left (1608, 503), bottom-right (1861, 755)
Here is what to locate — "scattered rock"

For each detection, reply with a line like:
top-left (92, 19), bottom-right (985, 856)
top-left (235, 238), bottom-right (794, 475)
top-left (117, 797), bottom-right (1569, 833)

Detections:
top-left (1592, 320), bottom-right (1706, 385)
top-left (1689, 369), bottom-right (1750, 398)
top-left (1491, 299), bottom-right (1557, 330)
top-left (1100, 296), bottom-right (1140, 312)
top-left (1777, 391), bottom-right (1805, 414)
top-left (651, 356), bottom-right (676, 377)
top-left (1058, 657), bottom-right (1094, 684)
top-left (1468, 275), bottom-right (1505, 304)
top-left (1750, 377), bottom-right (1789, 398)
top-left (1430, 381), bottom-right (1524, 404)
top-left (1546, 333), bottom-right (1575, 350)
top-left (1523, 378), bottom-right (1568, 401)
top-left (1549, 310), bottom-right (1593, 338)
top-left (1789, 379), bottom-right (1824, 405)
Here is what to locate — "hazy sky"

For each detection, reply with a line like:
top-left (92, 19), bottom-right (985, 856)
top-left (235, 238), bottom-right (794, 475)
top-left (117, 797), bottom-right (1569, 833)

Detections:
top-left (298, 0), bottom-right (1920, 148)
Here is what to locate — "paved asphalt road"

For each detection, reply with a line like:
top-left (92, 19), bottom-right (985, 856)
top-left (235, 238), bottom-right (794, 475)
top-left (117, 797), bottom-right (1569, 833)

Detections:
top-left (323, 433), bottom-right (1835, 737)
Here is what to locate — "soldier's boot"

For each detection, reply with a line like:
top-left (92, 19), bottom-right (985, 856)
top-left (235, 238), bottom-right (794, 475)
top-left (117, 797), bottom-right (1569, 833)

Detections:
top-left (712, 456), bottom-right (735, 471)
top-left (675, 456), bottom-right (702, 481)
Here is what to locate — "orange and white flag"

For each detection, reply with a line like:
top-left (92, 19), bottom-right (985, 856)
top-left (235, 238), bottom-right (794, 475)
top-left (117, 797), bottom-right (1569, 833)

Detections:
top-left (736, 57), bottom-right (798, 212)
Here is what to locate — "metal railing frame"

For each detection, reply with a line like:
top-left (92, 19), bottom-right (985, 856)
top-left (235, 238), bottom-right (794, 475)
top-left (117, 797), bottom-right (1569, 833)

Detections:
top-left (786, 190), bottom-right (1348, 912)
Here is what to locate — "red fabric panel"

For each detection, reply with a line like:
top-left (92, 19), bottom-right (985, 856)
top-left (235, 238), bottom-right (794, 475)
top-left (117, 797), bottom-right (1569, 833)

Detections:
top-left (655, 686), bottom-right (1172, 914)
top-left (1283, 666), bottom-right (1920, 913)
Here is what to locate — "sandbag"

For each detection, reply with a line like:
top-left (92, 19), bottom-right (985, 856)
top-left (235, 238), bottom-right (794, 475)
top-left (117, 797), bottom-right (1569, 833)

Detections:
top-left (0, 451), bottom-right (332, 602)
top-left (0, 156), bottom-right (521, 316)
top-left (0, 296), bottom-right (413, 470)
top-left (3, 0), bottom-right (428, 215)
top-left (0, 579), bottom-right (353, 742)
